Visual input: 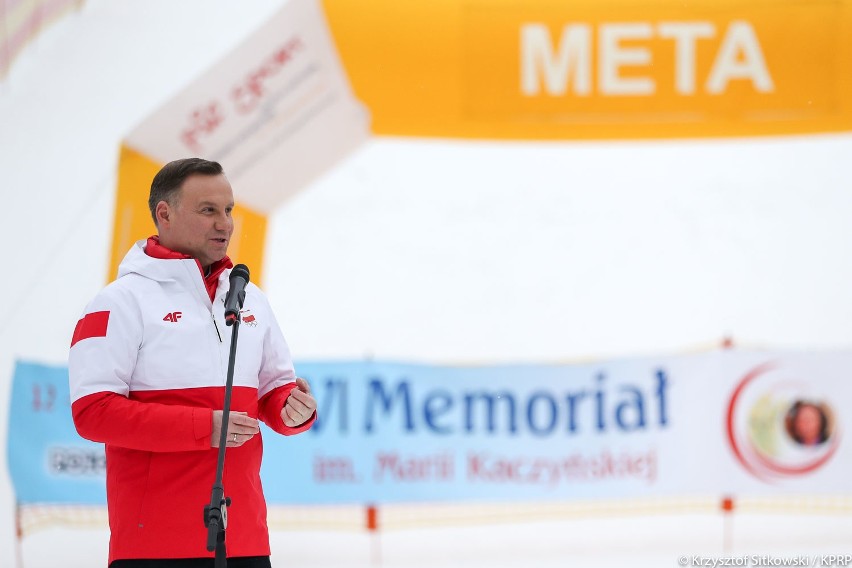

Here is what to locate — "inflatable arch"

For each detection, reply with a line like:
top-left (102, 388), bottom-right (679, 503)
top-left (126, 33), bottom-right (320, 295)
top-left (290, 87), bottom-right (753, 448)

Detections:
top-left (110, 0), bottom-right (852, 282)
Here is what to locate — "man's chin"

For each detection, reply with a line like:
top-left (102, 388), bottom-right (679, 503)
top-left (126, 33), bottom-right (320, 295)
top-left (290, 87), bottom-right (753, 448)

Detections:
top-left (200, 249), bottom-right (229, 269)
top-left (209, 243), bottom-right (230, 258)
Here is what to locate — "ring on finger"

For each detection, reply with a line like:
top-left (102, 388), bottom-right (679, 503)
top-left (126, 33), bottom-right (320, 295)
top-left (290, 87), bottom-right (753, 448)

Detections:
top-left (233, 433), bottom-right (238, 443)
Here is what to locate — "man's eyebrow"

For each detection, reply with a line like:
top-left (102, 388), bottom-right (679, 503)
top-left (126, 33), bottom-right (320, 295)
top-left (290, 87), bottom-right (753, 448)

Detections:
top-left (197, 201), bottom-right (235, 208)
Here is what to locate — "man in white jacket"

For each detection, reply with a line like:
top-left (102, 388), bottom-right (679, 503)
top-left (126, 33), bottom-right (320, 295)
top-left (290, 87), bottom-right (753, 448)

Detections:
top-left (69, 158), bottom-right (317, 568)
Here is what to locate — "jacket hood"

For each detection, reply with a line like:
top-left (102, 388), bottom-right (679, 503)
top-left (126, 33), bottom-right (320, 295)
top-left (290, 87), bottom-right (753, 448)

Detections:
top-left (117, 240), bottom-right (190, 280)
top-left (118, 239), bottom-right (221, 283)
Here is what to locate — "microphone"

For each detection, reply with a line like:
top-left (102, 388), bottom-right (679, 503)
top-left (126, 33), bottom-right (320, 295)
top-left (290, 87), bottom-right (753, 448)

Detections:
top-left (224, 264), bottom-right (250, 326)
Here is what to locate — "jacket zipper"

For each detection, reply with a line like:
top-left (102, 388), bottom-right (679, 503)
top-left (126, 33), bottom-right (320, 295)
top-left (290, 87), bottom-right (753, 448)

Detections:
top-left (212, 311), bottom-right (222, 343)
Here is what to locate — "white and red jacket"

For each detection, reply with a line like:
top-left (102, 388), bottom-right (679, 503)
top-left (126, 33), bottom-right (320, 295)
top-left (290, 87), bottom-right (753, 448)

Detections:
top-left (69, 238), bottom-right (314, 564)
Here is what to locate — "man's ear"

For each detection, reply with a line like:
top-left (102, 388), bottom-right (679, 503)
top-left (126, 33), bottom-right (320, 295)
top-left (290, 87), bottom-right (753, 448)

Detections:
top-left (155, 200), bottom-right (171, 228)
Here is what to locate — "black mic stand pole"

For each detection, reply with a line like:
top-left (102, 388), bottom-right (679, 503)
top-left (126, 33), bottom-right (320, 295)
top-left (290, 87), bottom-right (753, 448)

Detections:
top-left (204, 310), bottom-right (242, 568)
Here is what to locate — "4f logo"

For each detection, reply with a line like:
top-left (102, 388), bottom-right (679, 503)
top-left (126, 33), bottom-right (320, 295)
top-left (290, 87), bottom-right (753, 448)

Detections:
top-left (163, 312), bottom-right (182, 323)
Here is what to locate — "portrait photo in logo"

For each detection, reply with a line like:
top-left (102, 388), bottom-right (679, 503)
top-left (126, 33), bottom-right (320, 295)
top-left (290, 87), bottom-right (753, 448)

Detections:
top-left (784, 400), bottom-right (833, 447)
top-left (726, 363), bottom-right (840, 481)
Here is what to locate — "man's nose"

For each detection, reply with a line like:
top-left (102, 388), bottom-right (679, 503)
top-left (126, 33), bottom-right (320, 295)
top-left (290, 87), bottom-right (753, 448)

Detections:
top-left (214, 212), bottom-right (233, 231)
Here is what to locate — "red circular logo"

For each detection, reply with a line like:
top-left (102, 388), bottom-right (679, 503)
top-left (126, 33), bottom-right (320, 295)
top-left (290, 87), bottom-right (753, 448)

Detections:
top-left (726, 362), bottom-right (840, 481)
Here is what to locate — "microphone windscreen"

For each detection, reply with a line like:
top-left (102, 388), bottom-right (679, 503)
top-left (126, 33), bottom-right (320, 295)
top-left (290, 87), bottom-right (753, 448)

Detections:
top-left (231, 264), bottom-right (250, 283)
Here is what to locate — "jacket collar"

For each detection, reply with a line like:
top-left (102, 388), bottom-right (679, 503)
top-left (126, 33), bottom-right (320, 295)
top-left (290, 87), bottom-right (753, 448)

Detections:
top-left (117, 237), bottom-right (233, 302)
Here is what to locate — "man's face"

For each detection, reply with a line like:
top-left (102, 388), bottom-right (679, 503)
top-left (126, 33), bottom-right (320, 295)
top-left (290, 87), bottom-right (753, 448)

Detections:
top-left (794, 404), bottom-right (823, 445)
top-left (156, 173), bottom-right (235, 268)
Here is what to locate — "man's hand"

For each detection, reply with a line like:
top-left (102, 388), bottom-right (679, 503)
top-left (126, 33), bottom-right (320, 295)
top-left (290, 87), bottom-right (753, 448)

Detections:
top-left (281, 378), bottom-right (317, 427)
top-left (211, 410), bottom-right (260, 448)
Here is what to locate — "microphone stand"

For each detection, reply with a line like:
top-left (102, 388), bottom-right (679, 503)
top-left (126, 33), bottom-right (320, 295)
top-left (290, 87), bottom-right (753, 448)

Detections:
top-left (204, 309), bottom-right (242, 568)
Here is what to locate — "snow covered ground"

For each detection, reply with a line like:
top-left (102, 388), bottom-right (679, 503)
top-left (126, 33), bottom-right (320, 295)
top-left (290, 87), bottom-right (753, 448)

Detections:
top-left (18, 512), bottom-right (852, 568)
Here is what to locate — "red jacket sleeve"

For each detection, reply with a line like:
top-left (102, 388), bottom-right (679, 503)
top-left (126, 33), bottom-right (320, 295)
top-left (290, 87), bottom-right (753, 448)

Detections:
top-left (258, 383), bottom-right (316, 436)
top-left (72, 391), bottom-right (213, 452)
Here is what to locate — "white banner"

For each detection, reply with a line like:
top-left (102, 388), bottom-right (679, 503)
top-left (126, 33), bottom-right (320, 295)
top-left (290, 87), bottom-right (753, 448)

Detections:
top-left (125, 0), bottom-right (368, 212)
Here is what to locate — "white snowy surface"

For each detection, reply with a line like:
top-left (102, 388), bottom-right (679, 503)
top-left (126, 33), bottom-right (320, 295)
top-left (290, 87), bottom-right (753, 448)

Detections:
top-left (18, 513), bottom-right (852, 568)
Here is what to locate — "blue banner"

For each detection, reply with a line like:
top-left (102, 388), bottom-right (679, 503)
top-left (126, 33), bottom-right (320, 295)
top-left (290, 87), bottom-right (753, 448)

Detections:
top-left (265, 360), bottom-right (671, 504)
top-left (7, 360), bottom-right (107, 505)
top-left (9, 353), bottom-right (852, 507)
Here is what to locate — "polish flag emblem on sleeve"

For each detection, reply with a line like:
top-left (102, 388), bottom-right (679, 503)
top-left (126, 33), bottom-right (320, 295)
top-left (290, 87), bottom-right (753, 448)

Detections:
top-left (70, 311), bottom-right (110, 347)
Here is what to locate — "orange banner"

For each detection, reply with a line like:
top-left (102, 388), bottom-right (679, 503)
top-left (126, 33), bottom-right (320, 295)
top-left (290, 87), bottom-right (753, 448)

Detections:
top-left (322, 0), bottom-right (852, 139)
